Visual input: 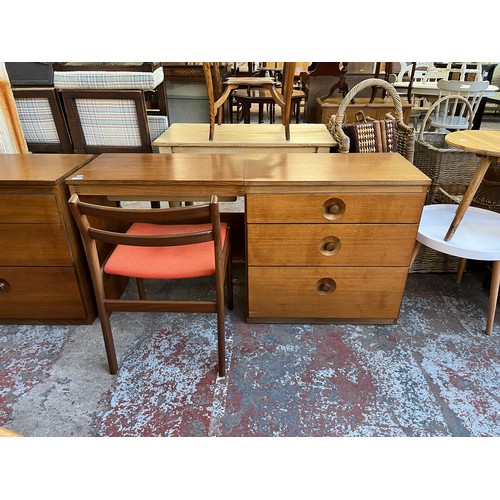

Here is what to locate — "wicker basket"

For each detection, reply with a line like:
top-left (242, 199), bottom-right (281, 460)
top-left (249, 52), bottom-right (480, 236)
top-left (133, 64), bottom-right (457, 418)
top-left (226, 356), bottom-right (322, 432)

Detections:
top-left (410, 246), bottom-right (462, 273)
top-left (327, 78), bottom-right (415, 163)
top-left (472, 161), bottom-right (500, 213)
top-left (413, 95), bottom-right (481, 204)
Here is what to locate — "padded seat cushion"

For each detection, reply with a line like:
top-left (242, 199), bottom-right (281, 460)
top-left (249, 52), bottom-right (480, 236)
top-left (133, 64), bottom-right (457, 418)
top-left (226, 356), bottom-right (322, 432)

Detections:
top-left (104, 222), bottom-right (228, 279)
top-left (54, 67), bottom-right (164, 91)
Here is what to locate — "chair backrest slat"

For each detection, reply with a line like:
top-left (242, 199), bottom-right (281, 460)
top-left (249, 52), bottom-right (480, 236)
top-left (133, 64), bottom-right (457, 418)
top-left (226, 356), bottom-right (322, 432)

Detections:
top-left (88, 227), bottom-right (214, 246)
top-left (76, 198), bottom-right (212, 224)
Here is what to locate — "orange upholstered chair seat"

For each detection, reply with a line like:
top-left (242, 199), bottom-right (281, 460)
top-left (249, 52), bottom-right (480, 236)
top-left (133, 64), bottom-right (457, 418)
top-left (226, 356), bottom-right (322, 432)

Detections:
top-left (104, 222), bottom-right (228, 279)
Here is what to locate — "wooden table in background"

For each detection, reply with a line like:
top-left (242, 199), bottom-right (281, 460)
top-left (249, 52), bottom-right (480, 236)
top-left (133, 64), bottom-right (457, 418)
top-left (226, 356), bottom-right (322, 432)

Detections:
top-left (152, 123), bottom-right (337, 153)
top-left (316, 96), bottom-right (413, 125)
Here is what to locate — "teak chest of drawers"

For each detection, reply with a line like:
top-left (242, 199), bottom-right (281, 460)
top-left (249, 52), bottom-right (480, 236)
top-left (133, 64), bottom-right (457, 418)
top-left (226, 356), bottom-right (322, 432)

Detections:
top-left (243, 153), bottom-right (429, 323)
top-left (0, 154), bottom-right (96, 324)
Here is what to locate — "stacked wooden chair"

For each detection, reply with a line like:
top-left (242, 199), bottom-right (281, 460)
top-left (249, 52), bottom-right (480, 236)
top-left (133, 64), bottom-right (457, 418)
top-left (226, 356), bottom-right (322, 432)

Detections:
top-left (202, 62), bottom-right (297, 140)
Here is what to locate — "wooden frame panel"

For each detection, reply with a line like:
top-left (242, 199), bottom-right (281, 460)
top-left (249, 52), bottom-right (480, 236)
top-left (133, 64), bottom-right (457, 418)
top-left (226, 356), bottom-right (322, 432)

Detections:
top-left (60, 89), bottom-right (153, 154)
top-left (13, 87), bottom-right (73, 153)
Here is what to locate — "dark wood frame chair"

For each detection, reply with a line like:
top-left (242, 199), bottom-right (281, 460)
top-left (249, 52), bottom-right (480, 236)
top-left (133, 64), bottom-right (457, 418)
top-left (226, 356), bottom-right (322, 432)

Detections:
top-left (53, 62), bottom-right (169, 120)
top-left (12, 87), bottom-right (73, 153)
top-left (68, 194), bottom-right (233, 377)
top-left (60, 89), bottom-right (153, 154)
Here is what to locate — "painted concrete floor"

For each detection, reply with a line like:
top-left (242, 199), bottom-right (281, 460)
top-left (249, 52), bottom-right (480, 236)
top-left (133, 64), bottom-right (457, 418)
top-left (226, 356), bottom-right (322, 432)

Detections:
top-left (1, 262), bottom-right (499, 438)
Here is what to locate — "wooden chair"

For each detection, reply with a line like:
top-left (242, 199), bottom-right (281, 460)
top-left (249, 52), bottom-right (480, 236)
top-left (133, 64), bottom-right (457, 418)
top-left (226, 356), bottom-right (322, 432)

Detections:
top-left (52, 62), bottom-right (169, 119)
top-left (203, 62), bottom-right (296, 140)
top-left (60, 89), bottom-right (156, 154)
top-left (68, 194), bottom-right (233, 377)
top-left (12, 87), bottom-right (73, 153)
top-left (425, 80), bottom-right (489, 132)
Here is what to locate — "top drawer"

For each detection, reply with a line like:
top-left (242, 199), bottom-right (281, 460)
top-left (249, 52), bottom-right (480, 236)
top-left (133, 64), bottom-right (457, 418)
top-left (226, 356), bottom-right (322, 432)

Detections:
top-left (0, 194), bottom-right (60, 223)
top-left (246, 193), bottom-right (426, 224)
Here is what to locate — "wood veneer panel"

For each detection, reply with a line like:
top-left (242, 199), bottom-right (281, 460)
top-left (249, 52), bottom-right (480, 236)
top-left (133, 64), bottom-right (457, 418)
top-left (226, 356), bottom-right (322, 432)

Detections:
top-left (247, 223), bottom-right (418, 267)
top-left (247, 266), bottom-right (408, 320)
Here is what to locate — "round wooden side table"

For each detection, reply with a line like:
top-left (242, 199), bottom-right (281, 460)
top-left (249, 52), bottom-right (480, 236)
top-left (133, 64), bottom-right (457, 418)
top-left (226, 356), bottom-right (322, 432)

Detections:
top-left (444, 130), bottom-right (500, 239)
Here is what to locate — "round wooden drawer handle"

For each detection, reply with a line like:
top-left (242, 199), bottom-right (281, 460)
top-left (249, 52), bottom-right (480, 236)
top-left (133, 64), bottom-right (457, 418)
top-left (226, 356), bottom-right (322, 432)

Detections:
top-left (325, 242), bottom-right (336, 252)
top-left (0, 278), bottom-right (12, 294)
top-left (322, 198), bottom-right (346, 220)
top-left (316, 278), bottom-right (336, 295)
top-left (319, 236), bottom-right (341, 256)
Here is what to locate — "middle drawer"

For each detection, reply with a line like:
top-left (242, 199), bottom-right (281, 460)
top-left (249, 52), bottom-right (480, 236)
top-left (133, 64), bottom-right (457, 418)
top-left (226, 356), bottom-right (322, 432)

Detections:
top-left (247, 223), bottom-right (418, 267)
top-left (0, 224), bottom-right (72, 266)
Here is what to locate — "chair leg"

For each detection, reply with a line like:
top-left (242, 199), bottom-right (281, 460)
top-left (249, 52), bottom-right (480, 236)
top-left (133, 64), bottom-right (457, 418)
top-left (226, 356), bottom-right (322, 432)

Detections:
top-left (486, 260), bottom-right (500, 335)
top-left (136, 278), bottom-right (147, 300)
top-left (203, 62), bottom-right (216, 141)
top-left (215, 265), bottom-right (226, 377)
top-left (226, 235), bottom-right (233, 311)
top-left (99, 311), bottom-right (119, 374)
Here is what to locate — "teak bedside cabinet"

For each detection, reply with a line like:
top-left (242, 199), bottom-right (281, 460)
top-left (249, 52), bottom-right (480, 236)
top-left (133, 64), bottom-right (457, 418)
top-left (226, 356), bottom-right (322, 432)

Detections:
top-left (0, 154), bottom-right (96, 324)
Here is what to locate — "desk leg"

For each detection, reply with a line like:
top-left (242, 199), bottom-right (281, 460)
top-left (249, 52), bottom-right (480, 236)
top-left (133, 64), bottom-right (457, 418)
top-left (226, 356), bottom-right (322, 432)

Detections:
top-left (445, 155), bottom-right (493, 240)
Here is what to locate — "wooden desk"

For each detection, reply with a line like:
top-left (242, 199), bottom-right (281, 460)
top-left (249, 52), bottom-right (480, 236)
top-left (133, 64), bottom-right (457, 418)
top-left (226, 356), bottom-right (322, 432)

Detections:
top-left (152, 123), bottom-right (337, 154)
top-left (67, 152), bottom-right (430, 324)
top-left (0, 154), bottom-right (97, 324)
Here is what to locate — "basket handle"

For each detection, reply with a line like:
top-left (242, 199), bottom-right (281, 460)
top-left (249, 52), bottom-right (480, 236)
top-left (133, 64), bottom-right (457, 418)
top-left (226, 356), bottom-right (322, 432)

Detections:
top-left (418, 94), bottom-right (474, 140)
top-left (333, 78), bottom-right (403, 126)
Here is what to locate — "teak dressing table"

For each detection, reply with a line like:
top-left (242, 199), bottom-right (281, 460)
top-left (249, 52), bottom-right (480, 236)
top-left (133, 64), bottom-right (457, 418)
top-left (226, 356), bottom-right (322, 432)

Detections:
top-left (66, 152), bottom-right (430, 324)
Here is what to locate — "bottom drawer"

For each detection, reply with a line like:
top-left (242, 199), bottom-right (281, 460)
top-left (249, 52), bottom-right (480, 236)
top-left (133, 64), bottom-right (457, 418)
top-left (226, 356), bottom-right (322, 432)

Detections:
top-left (0, 267), bottom-right (87, 321)
top-left (247, 266), bottom-right (409, 322)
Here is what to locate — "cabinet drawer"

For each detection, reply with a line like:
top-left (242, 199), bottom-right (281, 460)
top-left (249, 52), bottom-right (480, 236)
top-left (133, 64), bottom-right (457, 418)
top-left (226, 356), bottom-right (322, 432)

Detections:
top-left (246, 193), bottom-right (426, 224)
top-left (247, 266), bottom-right (408, 320)
top-left (0, 224), bottom-right (72, 266)
top-left (247, 223), bottom-right (418, 267)
top-left (0, 267), bottom-right (86, 320)
top-left (0, 194), bottom-right (60, 223)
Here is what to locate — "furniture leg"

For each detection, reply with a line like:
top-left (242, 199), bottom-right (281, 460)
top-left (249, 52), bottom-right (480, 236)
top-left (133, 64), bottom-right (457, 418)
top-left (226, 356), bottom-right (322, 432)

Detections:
top-left (486, 260), bottom-right (500, 334)
top-left (473, 97), bottom-right (487, 130)
top-left (242, 101), bottom-right (251, 123)
top-left (445, 156), bottom-right (493, 240)
top-left (456, 258), bottom-right (466, 284)
top-left (410, 240), bottom-right (421, 266)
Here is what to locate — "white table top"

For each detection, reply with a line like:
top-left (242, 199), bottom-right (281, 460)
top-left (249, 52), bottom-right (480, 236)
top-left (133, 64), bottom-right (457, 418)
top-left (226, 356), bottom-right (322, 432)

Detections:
top-left (393, 81), bottom-right (499, 97)
top-left (417, 204), bottom-right (500, 260)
